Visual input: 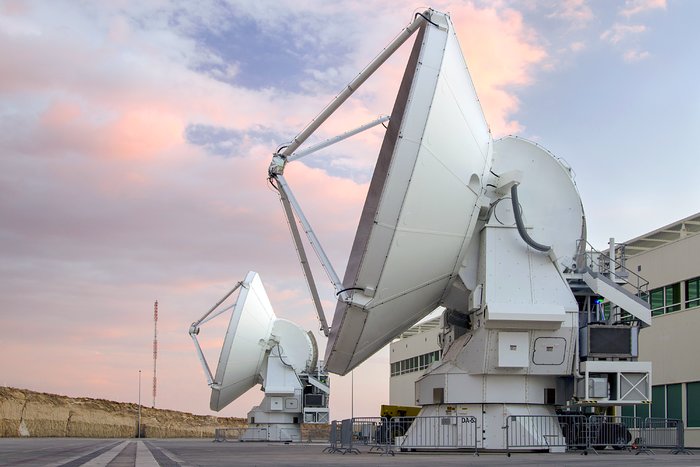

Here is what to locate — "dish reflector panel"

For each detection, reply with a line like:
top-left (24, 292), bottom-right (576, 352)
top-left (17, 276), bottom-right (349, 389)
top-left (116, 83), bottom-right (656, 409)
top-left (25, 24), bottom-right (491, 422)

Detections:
top-left (210, 271), bottom-right (275, 411)
top-left (325, 12), bottom-right (493, 375)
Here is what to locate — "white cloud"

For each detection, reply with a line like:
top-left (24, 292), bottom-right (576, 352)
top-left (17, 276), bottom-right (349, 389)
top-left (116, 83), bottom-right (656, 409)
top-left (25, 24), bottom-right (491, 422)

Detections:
top-left (600, 23), bottom-right (647, 44)
top-left (620, 0), bottom-right (667, 17)
top-left (623, 49), bottom-right (650, 62)
top-left (570, 41), bottom-right (586, 52)
top-left (547, 0), bottom-right (594, 29)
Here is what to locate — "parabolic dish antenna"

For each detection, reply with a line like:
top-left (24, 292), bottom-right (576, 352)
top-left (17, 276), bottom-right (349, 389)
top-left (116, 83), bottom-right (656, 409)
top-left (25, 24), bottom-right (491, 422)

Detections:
top-left (491, 136), bottom-right (585, 271)
top-left (190, 271), bottom-right (327, 441)
top-left (209, 271), bottom-right (276, 411)
top-left (271, 318), bottom-right (317, 375)
top-left (324, 12), bottom-right (492, 375)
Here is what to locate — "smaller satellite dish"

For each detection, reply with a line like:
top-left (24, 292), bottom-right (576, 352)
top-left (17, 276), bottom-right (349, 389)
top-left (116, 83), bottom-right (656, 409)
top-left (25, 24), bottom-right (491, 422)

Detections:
top-left (491, 136), bottom-right (585, 270)
top-left (190, 271), bottom-right (328, 440)
top-left (271, 319), bottom-right (317, 375)
top-left (210, 271), bottom-right (276, 411)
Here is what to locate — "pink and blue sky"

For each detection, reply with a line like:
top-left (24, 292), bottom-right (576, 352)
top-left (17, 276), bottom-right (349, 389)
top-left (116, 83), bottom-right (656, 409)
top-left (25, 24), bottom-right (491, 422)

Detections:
top-left (1, 0), bottom-right (698, 420)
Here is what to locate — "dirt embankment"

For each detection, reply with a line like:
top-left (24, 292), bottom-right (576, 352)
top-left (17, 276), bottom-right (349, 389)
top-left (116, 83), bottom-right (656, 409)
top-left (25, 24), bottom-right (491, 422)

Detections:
top-left (0, 387), bottom-right (245, 438)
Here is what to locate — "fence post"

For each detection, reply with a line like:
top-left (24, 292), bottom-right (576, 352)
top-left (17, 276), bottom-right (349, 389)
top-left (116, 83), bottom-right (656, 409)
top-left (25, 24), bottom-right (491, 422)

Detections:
top-left (504, 416), bottom-right (511, 457)
top-left (343, 418), bottom-right (359, 454)
top-left (323, 420), bottom-right (340, 453)
top-left (636, 417), bottom-right (654, 455)
top-left (670, 419), bottom-right (692, 455)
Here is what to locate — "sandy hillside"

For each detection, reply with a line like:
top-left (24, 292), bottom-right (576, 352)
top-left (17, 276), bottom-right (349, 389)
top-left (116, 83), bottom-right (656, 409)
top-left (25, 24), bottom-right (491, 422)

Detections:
top-left (0, 386), bottom-right (246, 438)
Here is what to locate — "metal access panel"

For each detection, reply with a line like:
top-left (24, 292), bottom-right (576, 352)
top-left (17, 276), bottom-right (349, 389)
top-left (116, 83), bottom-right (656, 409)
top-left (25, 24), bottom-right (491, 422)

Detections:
top-left (577, 377), bottom-right (609, 398)
top-left (532, 337), bottom-right (567, 365)
top-left (498, 332), bottom-right (529, 368)
top-left (270, 397), bottom-right (283, 411)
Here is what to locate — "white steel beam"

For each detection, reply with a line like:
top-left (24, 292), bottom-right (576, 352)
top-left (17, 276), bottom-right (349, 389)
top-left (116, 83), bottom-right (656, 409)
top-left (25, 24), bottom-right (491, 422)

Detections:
top-left (276, 175), bottom-right (346, 299)
top-left (288, 115), bottom-right (390, 162)
top-left (277, 183), bottom-right (331, 336)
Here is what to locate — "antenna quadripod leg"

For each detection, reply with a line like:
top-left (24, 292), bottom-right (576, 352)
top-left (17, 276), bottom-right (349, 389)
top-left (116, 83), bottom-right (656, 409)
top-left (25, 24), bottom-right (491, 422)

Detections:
top-left (189, 281), bottom-right (243, 386)
top-left (275, 177), bottom-right (331, 336)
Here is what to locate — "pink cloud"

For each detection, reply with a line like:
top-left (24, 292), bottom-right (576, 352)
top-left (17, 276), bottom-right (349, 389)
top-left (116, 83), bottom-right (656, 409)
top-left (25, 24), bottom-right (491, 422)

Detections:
top-left (37, 100), bottom-right (184, 159)
top-left (446, 3), bottom-right (547, 135)
top-left (1, 0), bottom-right (29, 16)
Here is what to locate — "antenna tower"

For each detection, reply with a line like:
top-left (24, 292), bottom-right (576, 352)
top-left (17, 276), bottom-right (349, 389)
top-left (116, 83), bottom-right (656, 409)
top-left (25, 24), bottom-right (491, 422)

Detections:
top-left (152, 300), bottom-right (158, 408)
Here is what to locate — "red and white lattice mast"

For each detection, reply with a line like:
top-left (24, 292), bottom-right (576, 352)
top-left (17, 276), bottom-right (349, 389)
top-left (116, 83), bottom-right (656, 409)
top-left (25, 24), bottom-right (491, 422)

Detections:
top-left (152, 300), bottom-right (158, 408)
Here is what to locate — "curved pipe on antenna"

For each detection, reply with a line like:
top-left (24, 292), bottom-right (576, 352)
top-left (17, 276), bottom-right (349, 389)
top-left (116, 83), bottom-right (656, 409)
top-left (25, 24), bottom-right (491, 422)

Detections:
top-left (511, 184), bottom-right (551, 253)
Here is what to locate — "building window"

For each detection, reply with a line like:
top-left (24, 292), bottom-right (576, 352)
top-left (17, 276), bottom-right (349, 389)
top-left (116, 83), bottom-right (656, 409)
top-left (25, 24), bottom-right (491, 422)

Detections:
top-left (390, 349), bottom-right (443, 377)
top-left (636, 403), bottom-right (650, 419)
top-left (649, 283), bottom-right (681, 316)
top-left (651, 385), bottom-right (665, 418)
top-left (687, 382), bottom-right (700, 427)
top-left (666, 284), bottom-right (681, 312)
top-left (667, 384), bottom-right (682, 421)
top-left (621, 402), bottom-right (650, 419)
top-left (621, 404), bottom-right (634, 418)
top-left (650, 288), bottom-right (664, 316)
top-left (649, 383), bottom-right (682, 420)
top-left (686, 277), bottom-right (700, 309)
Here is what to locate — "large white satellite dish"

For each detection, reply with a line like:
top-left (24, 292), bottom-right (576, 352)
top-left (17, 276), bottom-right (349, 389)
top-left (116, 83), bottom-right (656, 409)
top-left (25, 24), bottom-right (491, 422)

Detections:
top-left (323, 13), bottom-right (492, 375)
top-left (264, 10), bottom-right (492, 375)
top-left (209, 271), bottom-right (276, 411)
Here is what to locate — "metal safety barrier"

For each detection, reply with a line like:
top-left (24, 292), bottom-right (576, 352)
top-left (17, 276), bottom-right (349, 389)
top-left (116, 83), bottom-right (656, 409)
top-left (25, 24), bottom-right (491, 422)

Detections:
top-left (586, 415), bottom-right (642, 453)
top-left (505, 414), bottom-right (586, 454)
top-left (213, 427), bottom-right (245, 442)
top-left (326, 414), bottom-right (692, 455)
top-left (323, 420), bottom-right (342, 453)
top-left (350, 417), bottom-right (393, 455)
top-left (505, 414), bottom-right (691, 456)
top-left (390, 415), bottom-right (478, 454)
top-left (339, 418), bottom-right (360, 454)
top-left (326, 417), bottom-right (390, 455)
top-left (636, 418), bottom-right (693, 455)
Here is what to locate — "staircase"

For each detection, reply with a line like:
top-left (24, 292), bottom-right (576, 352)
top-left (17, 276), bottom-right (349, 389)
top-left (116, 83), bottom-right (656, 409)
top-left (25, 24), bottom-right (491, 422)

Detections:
top-left (571, 240), bottom-right (651, 326)
top-left (581, 268), bottom-right (651, 325)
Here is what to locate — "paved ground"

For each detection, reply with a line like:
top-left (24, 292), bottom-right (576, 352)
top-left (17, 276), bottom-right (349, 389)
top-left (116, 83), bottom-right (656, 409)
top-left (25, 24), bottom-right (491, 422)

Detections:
top-left (0, 439), bottom-right (698, 467)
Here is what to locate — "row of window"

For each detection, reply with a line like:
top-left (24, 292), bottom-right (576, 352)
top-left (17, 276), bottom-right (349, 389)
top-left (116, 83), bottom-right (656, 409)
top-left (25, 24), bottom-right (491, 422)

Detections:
top-left (622, 381), bottom-right (700, 427)
top-left (650, 277), bottom-right (700, 316)
top-left (390, 350), bottom-right (441, 377)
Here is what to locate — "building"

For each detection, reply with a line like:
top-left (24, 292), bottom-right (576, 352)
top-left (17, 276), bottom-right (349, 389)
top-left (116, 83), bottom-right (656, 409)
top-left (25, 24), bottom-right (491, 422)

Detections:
top-left (389, 310), bottom-right (442, 406)
top-left (389, 212), bottom-right (700, 445)
top-left (618, 212), bottom-right (700, 446)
